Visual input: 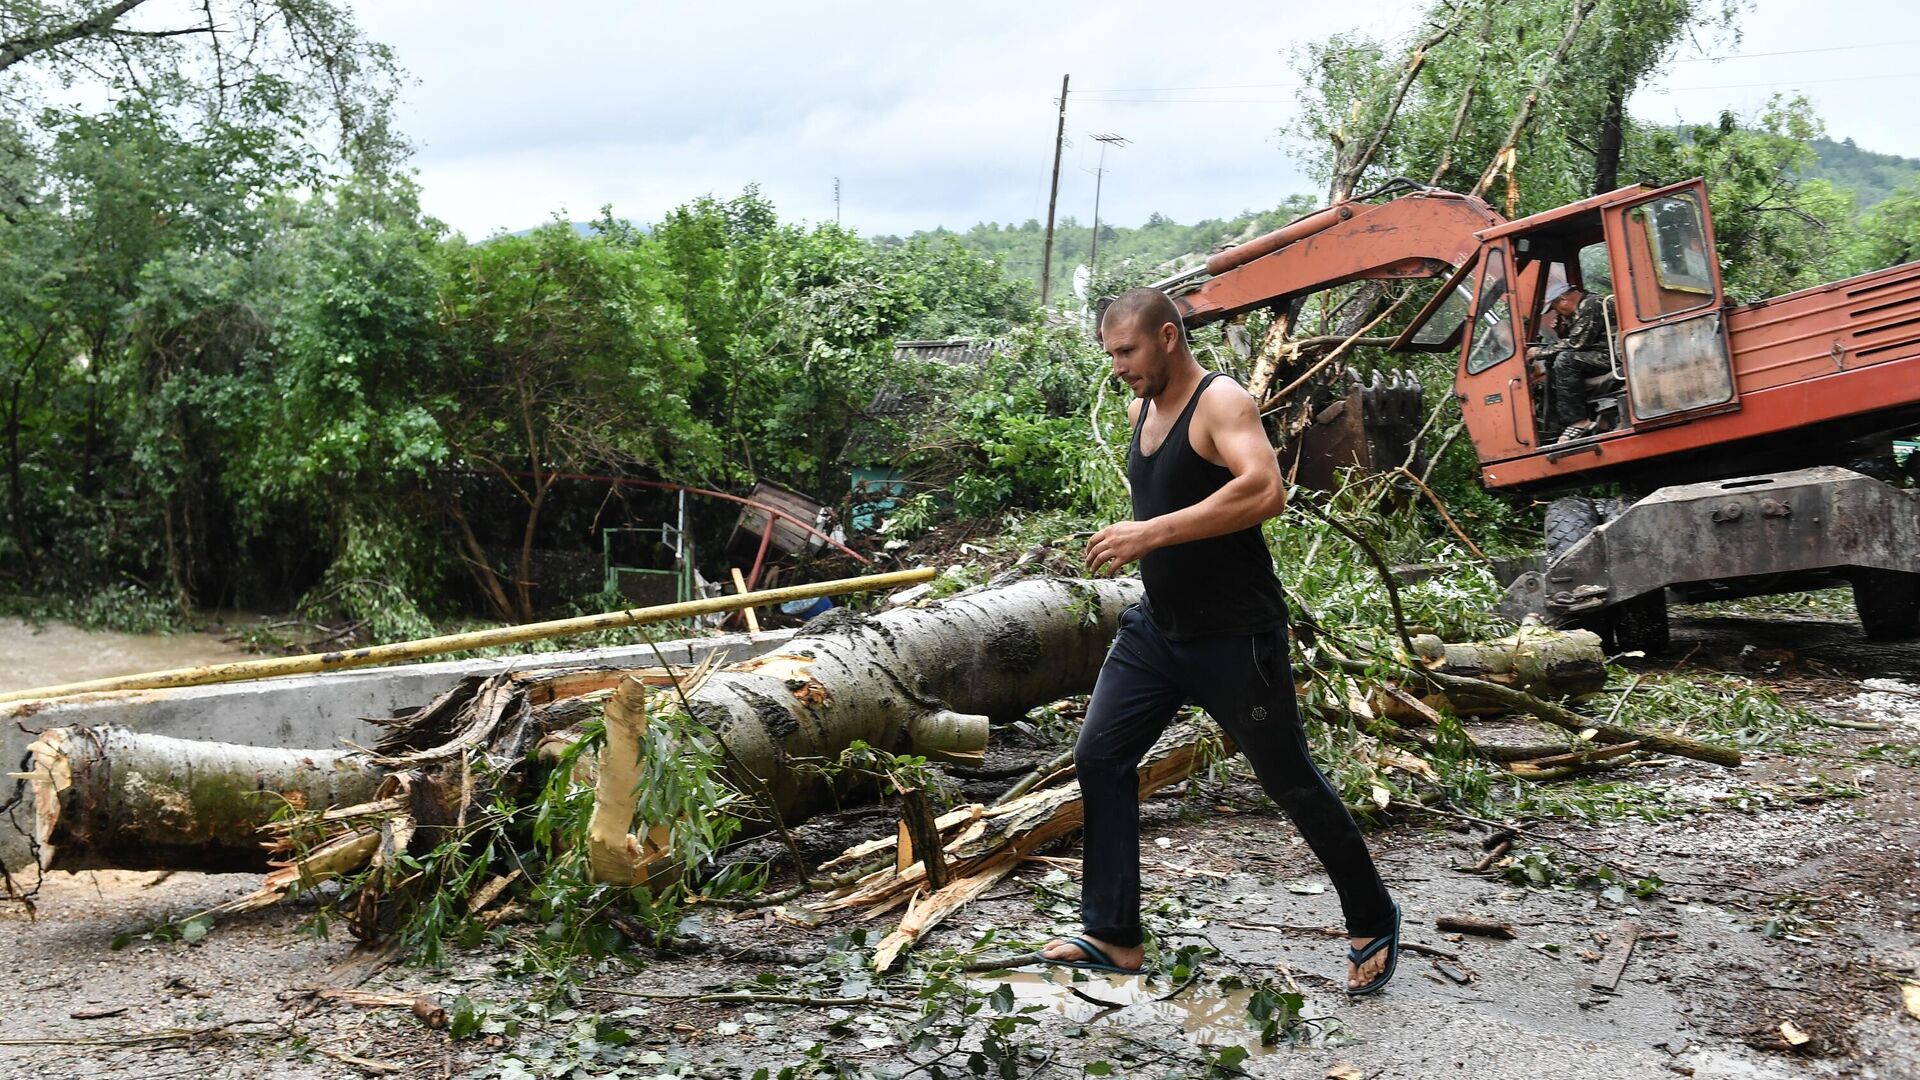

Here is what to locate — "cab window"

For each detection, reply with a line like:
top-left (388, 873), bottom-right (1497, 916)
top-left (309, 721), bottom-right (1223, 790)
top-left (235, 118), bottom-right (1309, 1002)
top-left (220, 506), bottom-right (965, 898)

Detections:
top-left (1465, 247), bottom-right (1515, 374)
top-left (1627, 191), bottom-right (1713, 319)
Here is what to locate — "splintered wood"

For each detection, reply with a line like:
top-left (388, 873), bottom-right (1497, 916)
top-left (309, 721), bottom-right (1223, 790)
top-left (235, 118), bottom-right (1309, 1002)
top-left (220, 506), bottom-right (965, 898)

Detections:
top-left (799, 723), bottom-right (1215, 970)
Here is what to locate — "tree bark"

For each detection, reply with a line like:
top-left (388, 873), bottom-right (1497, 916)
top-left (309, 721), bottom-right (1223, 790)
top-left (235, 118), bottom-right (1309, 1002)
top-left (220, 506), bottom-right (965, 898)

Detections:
top-left (1593, 76), bottom-right (1625, 195)
top-left (22, 576), bottom-right (1144, 876)
top-left (0, 0), bottom-right (153, 73)
top-left (586, 577), bottom-right (1142, 885)
top-left (21, 726), bottom-right (382, 872)
top-left (1405, 627), bottom-right (1607, 711)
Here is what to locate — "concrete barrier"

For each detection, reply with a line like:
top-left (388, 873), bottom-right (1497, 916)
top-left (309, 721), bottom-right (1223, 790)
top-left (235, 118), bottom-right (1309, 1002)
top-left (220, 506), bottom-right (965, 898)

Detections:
top-left (0, 628), bottom-right (798, 873)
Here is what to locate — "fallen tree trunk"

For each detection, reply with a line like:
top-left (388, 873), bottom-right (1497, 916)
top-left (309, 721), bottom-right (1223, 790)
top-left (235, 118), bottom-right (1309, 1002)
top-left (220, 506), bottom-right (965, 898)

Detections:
top-left (586, 576), bottom-right (1142, 883)
top-left (1379, 629), bottom-right (1607, 718)
top-left (18, 728), bottom-right (382, 872)
top-left (672, 577), bottom-right (1142, 827)
top-left (18, 576), bottom-right (1144, 878)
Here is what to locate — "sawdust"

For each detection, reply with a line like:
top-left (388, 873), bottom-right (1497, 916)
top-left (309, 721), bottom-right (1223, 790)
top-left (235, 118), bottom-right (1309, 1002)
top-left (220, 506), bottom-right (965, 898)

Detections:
top-left (1848, 678), bottom-right (1920, 731)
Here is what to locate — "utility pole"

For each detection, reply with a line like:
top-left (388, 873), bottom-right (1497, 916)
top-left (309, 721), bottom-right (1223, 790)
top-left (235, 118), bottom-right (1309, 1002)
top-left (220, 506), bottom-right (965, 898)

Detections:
top-left (1039, 74), bottom-right (1069, 306)
top-left (1087, 132), bottom-right (1129, 275)
top-left (834, 177), bottom-right (842, 225)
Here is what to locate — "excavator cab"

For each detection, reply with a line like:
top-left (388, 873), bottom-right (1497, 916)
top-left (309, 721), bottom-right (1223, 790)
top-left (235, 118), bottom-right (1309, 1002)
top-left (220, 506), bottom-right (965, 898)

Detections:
top-left (1403, 179), bottom-right (1737, 486)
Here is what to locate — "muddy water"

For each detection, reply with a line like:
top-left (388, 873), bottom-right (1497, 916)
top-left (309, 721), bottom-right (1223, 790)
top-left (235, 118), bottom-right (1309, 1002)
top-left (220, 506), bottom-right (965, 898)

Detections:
top-left (0, 616), bottom-right (254, 693)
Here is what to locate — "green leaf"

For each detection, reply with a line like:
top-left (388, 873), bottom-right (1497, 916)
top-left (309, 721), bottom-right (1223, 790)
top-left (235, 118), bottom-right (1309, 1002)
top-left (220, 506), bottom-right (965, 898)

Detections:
top-left (988, 983), bottom-right (1016, 1014)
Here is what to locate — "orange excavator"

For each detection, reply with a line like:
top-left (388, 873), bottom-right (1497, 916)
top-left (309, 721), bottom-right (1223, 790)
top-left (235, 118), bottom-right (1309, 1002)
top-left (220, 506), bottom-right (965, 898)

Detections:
top-left (1156, 177), bottom-right (1920, 650)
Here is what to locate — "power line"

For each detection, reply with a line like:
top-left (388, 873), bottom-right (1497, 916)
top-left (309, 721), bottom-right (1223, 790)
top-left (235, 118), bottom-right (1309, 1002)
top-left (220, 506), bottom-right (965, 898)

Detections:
top-left (1076, 39), bottom-right (1920, 97)
top-left (1078, 82), bottom-right (1289, 93)
top-left (1644, 71), bottom-right (1920, 92)
top-left (1074, 69), bottom-right (1920, 105)
top-left (1670, 39), bottom-right (1920, 63)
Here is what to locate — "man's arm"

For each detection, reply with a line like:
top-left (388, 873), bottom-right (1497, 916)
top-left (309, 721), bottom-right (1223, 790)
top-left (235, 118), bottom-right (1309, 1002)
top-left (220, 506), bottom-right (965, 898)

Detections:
top-left (1085, 381), bottom-right (1285, 576)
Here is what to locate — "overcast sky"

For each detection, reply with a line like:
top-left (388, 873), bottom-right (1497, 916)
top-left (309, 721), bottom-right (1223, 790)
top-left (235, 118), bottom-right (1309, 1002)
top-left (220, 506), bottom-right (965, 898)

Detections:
top-left (347, 1), bottom-right (1919, 239)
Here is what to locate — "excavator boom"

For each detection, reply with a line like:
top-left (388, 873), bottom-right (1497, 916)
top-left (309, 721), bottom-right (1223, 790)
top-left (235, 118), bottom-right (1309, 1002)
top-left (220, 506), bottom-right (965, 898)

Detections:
top-left (1165, 189), bottom-right (1502, 329)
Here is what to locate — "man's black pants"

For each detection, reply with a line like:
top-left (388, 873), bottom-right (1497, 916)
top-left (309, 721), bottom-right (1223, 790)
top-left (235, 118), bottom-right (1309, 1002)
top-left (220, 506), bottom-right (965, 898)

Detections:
top-left (1076, 602), bottom-right (1396, 948)
top-left (1548, 348), bottom-right (1613, 431)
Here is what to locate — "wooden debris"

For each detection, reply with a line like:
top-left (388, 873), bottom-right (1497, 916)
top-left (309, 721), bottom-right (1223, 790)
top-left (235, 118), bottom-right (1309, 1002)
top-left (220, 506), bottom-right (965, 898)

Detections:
top-left (808, 723), bottom-right (1211, 970)
top-left (1433, 959), bottom-right (1477, 984)
top-left (898, 786), bottom-right (950, 891)
top-left (1410, 627), bottom-right (1608, 707)
top-left (730, 568), bottom-right (760, 634)
top-left (1435, 914), bottom-right (1517, 939)
top-left (1589, 921), bottom-right (1640, 992)
top-left (1779, 1020), bottom-right (1811, 1047)
top-left (68, 1005), bottom-right (128, 1019)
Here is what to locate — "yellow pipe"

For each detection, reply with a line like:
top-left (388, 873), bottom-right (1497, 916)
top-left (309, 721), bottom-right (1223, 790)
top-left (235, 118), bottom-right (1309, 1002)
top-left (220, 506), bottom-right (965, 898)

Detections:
top-left (0, 567), bottom-right (936, 706)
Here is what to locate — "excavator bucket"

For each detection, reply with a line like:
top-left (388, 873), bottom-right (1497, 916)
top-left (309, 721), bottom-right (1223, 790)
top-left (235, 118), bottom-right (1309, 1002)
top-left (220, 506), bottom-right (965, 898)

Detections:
top-left (1287, 369), bottom-right (1426, 491)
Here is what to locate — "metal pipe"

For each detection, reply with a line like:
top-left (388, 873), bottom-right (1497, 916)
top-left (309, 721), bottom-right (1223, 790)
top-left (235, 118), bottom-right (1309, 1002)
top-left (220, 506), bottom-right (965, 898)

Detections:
top-left (0, 568), bottom-right (936, 706)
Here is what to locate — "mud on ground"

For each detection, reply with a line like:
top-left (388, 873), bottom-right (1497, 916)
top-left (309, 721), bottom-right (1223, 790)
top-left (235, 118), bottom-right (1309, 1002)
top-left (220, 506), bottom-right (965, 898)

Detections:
top-left (3, 613), bottom-right (1918, 1079)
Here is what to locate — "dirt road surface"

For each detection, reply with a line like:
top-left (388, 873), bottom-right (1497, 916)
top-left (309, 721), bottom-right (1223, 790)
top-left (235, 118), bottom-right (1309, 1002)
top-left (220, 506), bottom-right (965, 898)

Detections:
top-left (3, 613), bottom-right (1917, 1078)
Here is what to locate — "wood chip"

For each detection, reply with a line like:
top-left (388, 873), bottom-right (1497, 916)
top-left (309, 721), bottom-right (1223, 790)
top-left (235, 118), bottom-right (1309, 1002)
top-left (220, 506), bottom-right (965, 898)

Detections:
top-left (1433, 959), bottom-right (1477, 984)
top-left (68, 1005), bottom-right (128, 1019)
top-left (1780, 1020), bottom-right (1811, 1047)
top-left (1902, 982), bottom-right (1920, 1021)
top-left (412, 996), bottom-right (448, 1029)
top-left (1327, 1066), bottom-right (1365, 1080)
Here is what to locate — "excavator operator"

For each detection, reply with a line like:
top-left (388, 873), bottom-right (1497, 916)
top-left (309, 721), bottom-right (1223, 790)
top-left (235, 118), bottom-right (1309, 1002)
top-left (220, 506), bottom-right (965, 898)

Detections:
top-left (1531, 281), bottom-right (1613, 442)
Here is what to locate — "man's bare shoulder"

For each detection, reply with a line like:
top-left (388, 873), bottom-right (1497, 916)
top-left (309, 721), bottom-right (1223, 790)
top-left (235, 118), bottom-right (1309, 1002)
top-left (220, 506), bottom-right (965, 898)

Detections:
top-left (1127, 397), bottom-right (1144, 424)
top-left (1195, 375), bottom-right (1260, 427)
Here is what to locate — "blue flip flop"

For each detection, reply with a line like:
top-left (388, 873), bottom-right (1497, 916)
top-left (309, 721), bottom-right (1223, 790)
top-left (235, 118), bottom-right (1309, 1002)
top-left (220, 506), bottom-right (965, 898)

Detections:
top-left (1345, 902), bottom-right (1402, 996)
top-left (1015, 935), bottom-right (1147, 976)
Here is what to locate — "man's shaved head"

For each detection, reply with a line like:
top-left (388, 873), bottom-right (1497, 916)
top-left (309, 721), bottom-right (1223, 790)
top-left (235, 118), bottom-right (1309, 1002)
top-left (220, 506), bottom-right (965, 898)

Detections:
top-left (1100, 287), bottom-right (1185, 345)
top-left (1099, 287), bottom-right (1192, 401)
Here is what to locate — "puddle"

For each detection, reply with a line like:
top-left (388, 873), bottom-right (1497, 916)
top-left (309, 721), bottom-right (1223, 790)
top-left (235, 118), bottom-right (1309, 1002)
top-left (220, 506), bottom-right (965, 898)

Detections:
top-left (967, 970), bottom-right (1339, 1057)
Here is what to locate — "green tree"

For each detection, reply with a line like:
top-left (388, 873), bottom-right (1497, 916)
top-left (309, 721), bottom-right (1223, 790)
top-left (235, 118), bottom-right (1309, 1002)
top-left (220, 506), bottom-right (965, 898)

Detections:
top-left (656, 189), bottom-right (920, 496)
top-left (1854, 178), bottom-right (1920, 270)
top-left (433, 219), bottom-right (717, 622)
top-left (1629, 98), bottom-right (1859, 302)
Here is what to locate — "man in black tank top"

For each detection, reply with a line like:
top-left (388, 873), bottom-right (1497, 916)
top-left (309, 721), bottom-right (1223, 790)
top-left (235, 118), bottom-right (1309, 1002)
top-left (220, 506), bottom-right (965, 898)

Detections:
top-left (1031, 288), bottom-right (1401, 995)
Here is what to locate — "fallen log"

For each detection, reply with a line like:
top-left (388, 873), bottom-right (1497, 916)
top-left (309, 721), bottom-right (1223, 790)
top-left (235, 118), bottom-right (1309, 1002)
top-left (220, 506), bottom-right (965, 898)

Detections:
top-left (1378, 628), bottom-right (1607, 718)
top-left (17, 728), bottom-right (381, 872)
top-left (18, 576), bottom-right (1143, 882)
top-left (584, 577), bottom-right (1142, 884)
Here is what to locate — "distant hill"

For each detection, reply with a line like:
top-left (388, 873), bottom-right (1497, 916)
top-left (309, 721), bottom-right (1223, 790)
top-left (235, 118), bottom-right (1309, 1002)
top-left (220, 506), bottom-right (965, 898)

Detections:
top-left (504, 219), bottom-right (644, 239)
top-left (1806, 138), bottom-right (1920, 210)
top-left (874, 196), bottom-right (1320, 300)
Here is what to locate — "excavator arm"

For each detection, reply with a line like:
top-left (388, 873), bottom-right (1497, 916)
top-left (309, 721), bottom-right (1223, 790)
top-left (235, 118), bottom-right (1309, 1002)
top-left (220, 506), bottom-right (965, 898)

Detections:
top-left (1161, 188), bottom-right (1503, 330)
top-left (1155, 187), bottom-right (1503, 488)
